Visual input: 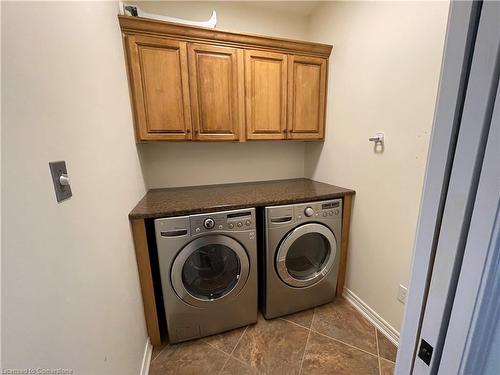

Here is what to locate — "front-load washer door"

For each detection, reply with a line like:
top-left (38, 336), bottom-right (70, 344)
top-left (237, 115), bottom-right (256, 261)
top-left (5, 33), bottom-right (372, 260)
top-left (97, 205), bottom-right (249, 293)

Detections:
top-left (171, 234), bottom-right (250, 307)
top-left (276, 223), bottom-right (337, 288)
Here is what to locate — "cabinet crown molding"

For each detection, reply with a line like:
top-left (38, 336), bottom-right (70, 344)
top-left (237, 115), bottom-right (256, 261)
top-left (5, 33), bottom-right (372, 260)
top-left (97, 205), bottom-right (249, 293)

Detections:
top-left (118, 15), bottom-right (333, 58)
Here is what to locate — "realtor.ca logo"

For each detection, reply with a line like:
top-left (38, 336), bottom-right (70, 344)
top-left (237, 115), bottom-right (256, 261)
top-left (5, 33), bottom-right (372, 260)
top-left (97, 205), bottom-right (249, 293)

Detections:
top-left (1, 369), bottom-right (73, 374)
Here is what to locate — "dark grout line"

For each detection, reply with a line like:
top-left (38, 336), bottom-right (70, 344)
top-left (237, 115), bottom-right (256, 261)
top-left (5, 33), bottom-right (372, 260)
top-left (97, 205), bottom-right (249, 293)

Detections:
top-left (380, 356), bottom-right (396, 365)
top-left (311, 329), bottom-right (379, 359)
top-left (151, 342), bottom-right (169, 363)
top-left (279, 317), bottom-right (311, 330)
top-left (218, 325), bottom-right (250, 374)
top-left (298, 329), bottom-right (312, 375)
top-left (375, 328), bottom-right (382, 375)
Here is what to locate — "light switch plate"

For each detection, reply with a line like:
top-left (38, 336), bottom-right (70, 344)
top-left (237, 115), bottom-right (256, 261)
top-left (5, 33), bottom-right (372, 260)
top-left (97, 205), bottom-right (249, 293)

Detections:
top-left (49, 161), bottom-right (72, 202)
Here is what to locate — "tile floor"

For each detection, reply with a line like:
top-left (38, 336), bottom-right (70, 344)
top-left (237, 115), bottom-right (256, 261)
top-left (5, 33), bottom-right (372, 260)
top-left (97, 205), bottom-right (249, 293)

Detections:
top-left (150, 298), bottom-right (397, 375)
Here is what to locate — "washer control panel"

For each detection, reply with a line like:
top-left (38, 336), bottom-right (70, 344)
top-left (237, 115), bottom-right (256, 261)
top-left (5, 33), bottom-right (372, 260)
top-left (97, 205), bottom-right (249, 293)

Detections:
top-left (191, 208), bottom-right (256, 234)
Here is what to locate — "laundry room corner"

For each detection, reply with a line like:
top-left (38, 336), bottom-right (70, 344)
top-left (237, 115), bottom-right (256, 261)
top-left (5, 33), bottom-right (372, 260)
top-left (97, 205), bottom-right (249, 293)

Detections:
top-left (304, 0), bottom-right (450, 334)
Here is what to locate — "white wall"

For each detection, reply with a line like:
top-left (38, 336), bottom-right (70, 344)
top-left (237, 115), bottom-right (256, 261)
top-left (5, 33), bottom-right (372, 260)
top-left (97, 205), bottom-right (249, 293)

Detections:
top-left (126, 1), bottom-right (310, 39)
top-left (2, 2), bottom-right (148, 373)
top-left (141, 142), bottom-right (304, 188)
top-left (127, 1), bottom-right (309, 188)
top-left (305, 1), bottom-right (449, 331)
top-left (0, 1), bottom-right (3, 367)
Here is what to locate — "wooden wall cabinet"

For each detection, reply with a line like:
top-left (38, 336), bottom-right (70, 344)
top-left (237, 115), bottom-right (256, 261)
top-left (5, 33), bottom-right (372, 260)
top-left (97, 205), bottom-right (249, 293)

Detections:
top-left (245, 50), bottom-right (288, 140)
top-left (125, 35), bottom-right (192, 141)
top-left (287, 55), bottom-right (327, 140)
top-left (188, 44), bottom-right (243, 141)
top-left (120, 16), bottom-right (332, 143)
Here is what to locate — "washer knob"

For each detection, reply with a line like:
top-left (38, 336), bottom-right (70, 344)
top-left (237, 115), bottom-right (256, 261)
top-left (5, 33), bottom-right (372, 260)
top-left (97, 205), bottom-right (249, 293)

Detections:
top-left (203, 218), bottom-right (215, 229)
top-left (304, 207), bottom-right (314, 217)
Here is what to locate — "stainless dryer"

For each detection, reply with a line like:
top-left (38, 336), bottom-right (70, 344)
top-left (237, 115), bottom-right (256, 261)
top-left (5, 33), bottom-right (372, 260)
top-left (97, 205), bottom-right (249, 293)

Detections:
top-left (155, 208), bottom-right (257, 343)
top-left (262, 199), bottom-right (342, 319)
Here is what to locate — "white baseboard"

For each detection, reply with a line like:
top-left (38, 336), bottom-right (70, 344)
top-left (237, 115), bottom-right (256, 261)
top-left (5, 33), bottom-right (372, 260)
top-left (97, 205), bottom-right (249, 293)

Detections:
top-left (139, 338), bottom-right (152, 375)
top-left (343, 287), bottom-right (400, 346)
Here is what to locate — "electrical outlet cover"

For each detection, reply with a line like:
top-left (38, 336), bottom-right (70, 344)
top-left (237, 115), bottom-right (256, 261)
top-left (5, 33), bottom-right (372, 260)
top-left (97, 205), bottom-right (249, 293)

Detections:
top-left (398, 284), bottom-right (408, 304)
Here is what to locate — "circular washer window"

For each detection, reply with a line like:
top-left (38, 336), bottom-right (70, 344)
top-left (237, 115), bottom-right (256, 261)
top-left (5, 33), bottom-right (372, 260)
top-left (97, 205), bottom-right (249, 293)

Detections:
top-left (171, 234), bottom-right (250, 307)
top-left (182, 243), bottom-right (241, 300)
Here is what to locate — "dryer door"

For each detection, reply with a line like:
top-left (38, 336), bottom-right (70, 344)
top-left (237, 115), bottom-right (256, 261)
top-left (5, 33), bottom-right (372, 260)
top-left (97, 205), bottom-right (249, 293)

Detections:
top-left (171, 234), bottom-right (250, 307)
top-left (276, 223), bottom-right (337, 288)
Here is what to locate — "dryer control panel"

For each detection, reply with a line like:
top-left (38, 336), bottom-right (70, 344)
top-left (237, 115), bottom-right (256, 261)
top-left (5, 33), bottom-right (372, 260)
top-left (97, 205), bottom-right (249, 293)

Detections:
top-left (299, 200), bottom-right (341, 220)
top-left (267, 199), bottom-right (342, 227)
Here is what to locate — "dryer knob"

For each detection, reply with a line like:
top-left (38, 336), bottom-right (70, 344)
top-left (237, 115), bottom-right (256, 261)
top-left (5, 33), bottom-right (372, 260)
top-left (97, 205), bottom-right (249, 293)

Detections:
top-left (203, 218), bottom-right (215, 229)
top-left (304, 207), bottom-right (314, 217)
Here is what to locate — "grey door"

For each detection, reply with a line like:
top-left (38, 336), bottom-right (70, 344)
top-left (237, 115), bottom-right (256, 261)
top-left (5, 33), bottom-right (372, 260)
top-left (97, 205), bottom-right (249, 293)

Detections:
top-left (276, 223), bottom-right (337, 288)
top-left (171, 234), bottom-right (250, 307)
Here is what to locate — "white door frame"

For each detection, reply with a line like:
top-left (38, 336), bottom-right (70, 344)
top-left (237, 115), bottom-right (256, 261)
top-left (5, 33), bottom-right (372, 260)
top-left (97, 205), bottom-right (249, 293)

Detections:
top-left (439, 70), bottom-right (499, 375)
top-left (397, 1), bottom-right (500, 373)
top-left (395, 1), bottom-right (480, 373)
top-left (414, 1), bottom-right (500, 373)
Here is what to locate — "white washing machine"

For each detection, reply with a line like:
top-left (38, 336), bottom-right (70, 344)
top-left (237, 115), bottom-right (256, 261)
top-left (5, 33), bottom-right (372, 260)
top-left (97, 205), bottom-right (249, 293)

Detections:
top-left (154, 208), bottom-right (258, 343)
top-left (261, 199), bottom-right (342, 319)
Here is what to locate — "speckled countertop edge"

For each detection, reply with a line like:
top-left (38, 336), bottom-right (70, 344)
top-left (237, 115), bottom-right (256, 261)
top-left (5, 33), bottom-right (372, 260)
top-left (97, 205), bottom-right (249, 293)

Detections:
top-left (129, 178), bottom-right (355, 220)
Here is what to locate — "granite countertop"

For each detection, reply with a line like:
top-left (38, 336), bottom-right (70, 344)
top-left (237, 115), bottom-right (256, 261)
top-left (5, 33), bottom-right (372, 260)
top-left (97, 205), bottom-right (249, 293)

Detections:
top-left (129, 178), bottom-right (355, 220)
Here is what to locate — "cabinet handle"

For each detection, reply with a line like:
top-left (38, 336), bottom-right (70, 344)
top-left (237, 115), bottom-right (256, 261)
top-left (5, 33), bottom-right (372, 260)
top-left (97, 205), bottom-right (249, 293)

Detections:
top-left (282, 129), bottom-right (286, 133)
top-left (186, 129), bottom-right (191, 134)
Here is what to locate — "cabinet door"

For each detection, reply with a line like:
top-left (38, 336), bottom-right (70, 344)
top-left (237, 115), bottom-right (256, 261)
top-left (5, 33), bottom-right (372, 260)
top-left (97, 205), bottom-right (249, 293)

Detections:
top-left (188, 44), bottom-right (243, 141)
top-left (287, 55), bottom-right (327, 140)
top-left (125, 35), bottom-right (192, 141)
top-left (245, 50), bottom-right (287, 140)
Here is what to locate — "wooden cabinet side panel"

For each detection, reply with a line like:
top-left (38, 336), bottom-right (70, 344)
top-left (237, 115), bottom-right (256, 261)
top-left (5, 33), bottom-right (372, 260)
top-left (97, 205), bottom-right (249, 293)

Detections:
top-left (125, 35), bottom-right (192, 142)
top-left (125, 35), bottom-right (149, 141)
top-left (245, 50), bottom-right (287, 140)
top-left (188, 44), bottom-right (241, 141)
top-left (336, 194), bottom-right (353, 296)
top-left (130, 219), bottom-right (162, 346)
top-left (287, 55), bottom-right (327, 140)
